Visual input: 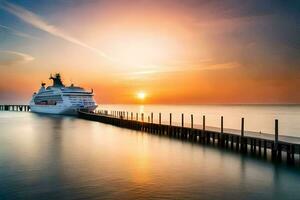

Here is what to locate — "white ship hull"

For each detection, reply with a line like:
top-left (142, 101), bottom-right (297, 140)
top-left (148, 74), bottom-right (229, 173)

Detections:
top-left (30, 104), bottom-right (97, 115)
top-left (29, 73), bottom-right (98, 115)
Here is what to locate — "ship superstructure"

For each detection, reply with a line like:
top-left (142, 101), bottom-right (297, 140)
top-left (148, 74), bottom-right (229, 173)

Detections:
top-left (29, 73), bottom-right (97, 115)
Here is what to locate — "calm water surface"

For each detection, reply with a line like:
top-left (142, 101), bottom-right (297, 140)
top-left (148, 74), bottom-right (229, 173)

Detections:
top-left (1, 111), bottom-right (300, 200)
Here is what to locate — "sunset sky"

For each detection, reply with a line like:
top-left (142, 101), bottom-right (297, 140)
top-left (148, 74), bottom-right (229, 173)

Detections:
top-left (0, 0), bottom-right (299, 104)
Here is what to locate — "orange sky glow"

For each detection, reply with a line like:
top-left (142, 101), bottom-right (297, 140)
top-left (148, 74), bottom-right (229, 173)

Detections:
top-left (0, 0), bottom-right (299, 104)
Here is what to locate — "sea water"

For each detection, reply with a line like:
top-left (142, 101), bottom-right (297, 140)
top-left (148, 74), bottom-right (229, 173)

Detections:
top-left (0, 109), bottom-right (300, 199)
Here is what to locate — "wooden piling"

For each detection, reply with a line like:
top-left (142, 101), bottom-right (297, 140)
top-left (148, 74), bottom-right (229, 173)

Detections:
top-left (203, 115), bottom-right (206, 132)
top-left (159, 113), bottom-right (161, 125)
top-left (151, 112), bottom-right (153, 123)
top-left (241, 118), bottom-right (244, 137)
top-left (221, 116), bottom-right (224, 134)
top-left (241, 118), bottom-right (245, 152)
top-left (275, 119), bottom-right (279, 151)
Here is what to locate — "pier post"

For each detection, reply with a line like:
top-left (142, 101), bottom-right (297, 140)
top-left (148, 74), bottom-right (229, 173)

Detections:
top-left (170, 113), bottom-right (172, 126)
top-left (141, 113), bottom-right (144, 122)
top-left (275, 119), bottom-right (279, 150)
top-left (241, 118), bottom-right (245, 152)
top-left (241, 118), bottom-right (244, 137)
top-left (221, 116), bottom-right (224, 147)
top-left (131, 112), bottom-right (133, 120)
top-left (151, 113), bottom-right (153, 123)
top-left (221, 116), bottom-right (223, 134)
top-left (191, 114), bottom-right (193, 129)
top-left (203, 115), bottom-right (205, 132)
top-left (181, 113), bottom-right (184, 127)
top-left (202, 115), bottom-right (207, 143)
top-left (274, 119), bottom-right (279, 160)
top-left (159, 113), bottom-right (161, 125)
top-left (127, 112), bottom-right (128, 120)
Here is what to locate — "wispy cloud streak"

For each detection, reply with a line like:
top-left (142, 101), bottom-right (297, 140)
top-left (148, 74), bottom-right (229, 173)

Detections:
top-left (121, 61), bottom-right (240, 80)
top-left (0, 1), bottom-right (111, 60)
top-left (0, 50), bottom-right (34, 66)
top-left (0, 24), bottom-right (38, 40)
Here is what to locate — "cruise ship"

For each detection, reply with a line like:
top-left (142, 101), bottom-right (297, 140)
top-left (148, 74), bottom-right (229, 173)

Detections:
top-left (29, 73), bottom-right (97, 115)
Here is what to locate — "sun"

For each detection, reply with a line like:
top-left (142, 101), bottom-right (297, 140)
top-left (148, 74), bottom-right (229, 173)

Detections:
top-left (137, 91), bottom-right (146, 100)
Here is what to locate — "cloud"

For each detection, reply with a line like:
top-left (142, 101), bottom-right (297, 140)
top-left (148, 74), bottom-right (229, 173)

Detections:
top-left (0, 50), bottom-right (34, 66)
top-left (0, 24), bottom-right (38, 40)
top-left (122, 61), bottom-right (240, 79)
top-left (0, 0), bottom-right (112, 60)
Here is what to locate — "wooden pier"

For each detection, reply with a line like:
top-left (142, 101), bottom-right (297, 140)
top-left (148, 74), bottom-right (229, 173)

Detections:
top-left (78, 110), bottom-right (300, 166)
top-left (0, 105), bottom-right (30, 112)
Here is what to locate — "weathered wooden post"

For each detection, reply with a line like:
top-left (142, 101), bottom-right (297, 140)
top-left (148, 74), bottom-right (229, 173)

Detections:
top-left (220, 116), bottom-right (224, 147)
top-left (181, 113), bottom-right (184, 127)
top-left (202, 115), bottom-right (206, 143)
top-left (274, 119), bottom-right (279, 160)
top-left (159, 113), bottom-right (161, 125)
top-left (141, 113), bottom-right (144, 122)
top-left (127, 112), bottom-right (128, 120)
top-left (170, 113), bottom-right (172, 126)
top-left (275, 119), bottom-right (279, 150)
top-left (203, 115), bottom-right (206, 131)
top-left (191, 114), bottom-right (193, 129)
top-left (241, 118), bottom-right (244, 137)
top-left (151, 112), bottom-right (153, 123)
top-left (241, 118), bottom-right (245, 152)
top-left (221, 116), bottom-right (224, 134)
top-left (148, 116), bottom-right (150, 123)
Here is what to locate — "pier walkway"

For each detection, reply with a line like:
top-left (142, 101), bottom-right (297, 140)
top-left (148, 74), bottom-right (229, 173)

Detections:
top-left (78, 110), bottom-right (300, 165)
